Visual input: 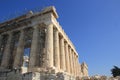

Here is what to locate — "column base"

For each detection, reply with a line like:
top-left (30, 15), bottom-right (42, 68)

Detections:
top-left (0, 68), bottom-right (80, 80)
top-left (22, 71), bottom-right (76, 80)
top-left (28, 66), bottom-right (56, 73)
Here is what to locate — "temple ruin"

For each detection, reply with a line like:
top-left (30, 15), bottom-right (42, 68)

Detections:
top-left (0, 6), bottom-right (88, 80)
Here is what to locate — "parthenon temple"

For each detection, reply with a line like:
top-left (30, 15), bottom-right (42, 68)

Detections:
top-left (0, 6), bottom-right (88, 80)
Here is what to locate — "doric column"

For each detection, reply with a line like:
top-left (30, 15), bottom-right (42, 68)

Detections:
top-left (71, 50), bottom-right (74, 75)
top-left (29, 26), bottom-right (39, 69)
top-left (75, 55), bottom-right (77, 76)
top-left (45, 24), bottom-right (54, 68)
top-left (77, 57), bottom-right (80, 76)
top-left (54, 29), bottom-right (60, 69)
top-left (76, 56), bottom-right (79, 76)
top-left (74, 53), bottom-right (77, 76)
top-left (0, 35), bottom-right (2, 50)
top-left (65, 43), bottom-right (70, 73)
top-left (13, 30), bottom-right (25, 68)
top-left (72, 51), bottom-right (75, 76)
top-left (1, 33), bottom-right (12, 68)
top-left (0, 35), bottom-right (3, 64)
top-left (60, 37), bottom-right (66, 71)
top-left (69, 48), bottom-right (73, 74)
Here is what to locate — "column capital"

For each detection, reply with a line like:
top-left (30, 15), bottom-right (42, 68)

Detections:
top-left (65, 42), bottom-right (68, 46)
top-left (5, 31), bottom-right (12, 35)
top-left (46, 23), bottom-right (54, 27)
top-left (53, 27), bottom-right (59, 31)
top-left (33, 25), bottom-right (39, 29)
top-left (44, 21), bottom-right (54, 27)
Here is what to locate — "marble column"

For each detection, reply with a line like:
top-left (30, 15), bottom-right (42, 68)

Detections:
top-left (72, 51), bottom-right (75, 76)
top-left (54, 29), bottom-right (60, 69)
top-left (1, 33), bottom-right (12, 68)
top-left (76, 56), bottom-right (80, 76)
top-left (69, 48), bottom-right (73, 74)
top-left (77, 57), bottom-right (80, 76)
top-left (60, 37), bottom-right (66, 71)
top-left (75, 55), bottom-right (77, 76)
top-left (29, 26), bottom-right (39, 68)
top-left (45, 24), bottom-right (54, 68)
top-left (0, 35), bottom-right (3, 64)
top-left (13, 30), bottom-right (25, 68)
top-left (0, 35), bottom-right (2, 50)
top-left (65, 43), bottom-right (70, 73)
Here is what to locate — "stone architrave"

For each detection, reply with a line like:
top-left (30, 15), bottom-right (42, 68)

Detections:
top-left (29, 26), bottom-right (39, 69)
top-left (1, 33), bottom-right (12, 68)
top-left (54, 29), bottom-right (60, 70)
top-left (45, 24), bottom-right (54, 68)
top-left (13, 30), bottom-right (25, 68)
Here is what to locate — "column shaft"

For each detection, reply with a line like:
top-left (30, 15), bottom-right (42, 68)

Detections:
top-left (69, 48), bottom-right (73, 74)
top-left (72, 51), bottom-right (75, 76)
top-left (78, 60), bottom-right (81, 76)
top-left (65, 43), bottom-right (70, 73)
top-left (1, 33), bottom-right (12, 68)
top-left (60, 37), bottom-right (66, 71)
top-left (0, 35), bottom-right (2, 51)
top-left (29, 26), bottom-right (39, 68)
top-left (45, 24), bottom-right (54, 68)
top-left (0, 35), bottom-right (3, 64)
top-left (75, 55), bottom-right (77, 76)
top-left (54, 29), bottom-right (60, 69)
top-left (13, 30), bottom-right (25, 68)
top-left (76, 56), bottom-right (79, 76)
top-left (0, 35), bottom-right (2, 49)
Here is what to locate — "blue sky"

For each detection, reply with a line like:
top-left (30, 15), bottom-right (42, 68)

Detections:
top-left (0, 0), bottom-right (120, 76)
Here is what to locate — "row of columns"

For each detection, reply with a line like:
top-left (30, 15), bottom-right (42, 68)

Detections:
top-left (0, 23), bottom-right (80, 76)
top-left (0, 26), bottom-right (39, 69)
top-left (0, 24), bottom-right (54, 70)
top-left (0, 30), bottom-right (25, 69)
top-left (47, 24), bottom-right (80, 76)
top-left (1, 33), bottom-right (12, 68)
